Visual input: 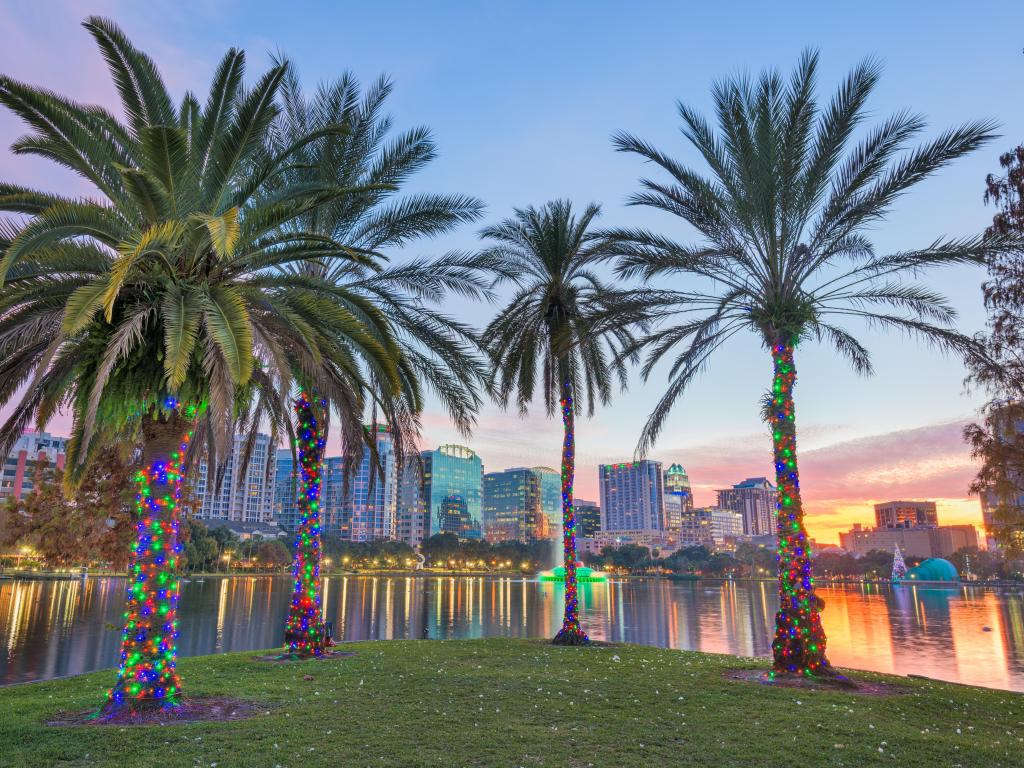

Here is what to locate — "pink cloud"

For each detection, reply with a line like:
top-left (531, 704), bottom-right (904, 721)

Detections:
top-left (644, 419), bottom-right (982, 544)
top-left (0, 4), bottom-right (214, 193)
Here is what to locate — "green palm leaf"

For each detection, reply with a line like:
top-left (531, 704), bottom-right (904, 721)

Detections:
top-left (202, 285), bottom-right (254, 384)
top-left (161, 285), bottom-right (201, 390)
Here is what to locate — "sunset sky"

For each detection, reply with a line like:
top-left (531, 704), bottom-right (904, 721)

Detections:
top-left (1, 1), bottom-right (1022, 543)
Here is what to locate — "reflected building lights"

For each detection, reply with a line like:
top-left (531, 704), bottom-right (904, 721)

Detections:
top-left (404, 577), bottom-right (412, 639)
top-left (370, 577), bottom-right (378, 637)
top-left (215, 578), bottom-right (228, 652)
top-left (3, 578), bottom-right (1024, 692)
top-left (383, 577), bottom-right (393, 639)
top-left (521, 578), bottom-right (527, 628)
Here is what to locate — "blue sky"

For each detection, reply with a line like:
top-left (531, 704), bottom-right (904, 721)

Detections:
top-left (1, 0), bottom-right (1021, 540)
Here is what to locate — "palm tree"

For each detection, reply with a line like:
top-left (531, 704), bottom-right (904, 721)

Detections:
top-left (479, 200), bottom-right (642, 645)
top-left (603, 51), bottom-right (1017, 677)
top-left (0, 18), bottom-right (404, 709)
top-left (265, 69), bottom-right (489, 655)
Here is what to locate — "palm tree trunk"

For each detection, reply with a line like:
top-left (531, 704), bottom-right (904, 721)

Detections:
top-left (104, 408), bottom-right (191, 712)
top-left (768, 339), bottom-right (832, 676)
top-left (284, 393), bottom-right (327, 656)
top-left (552, 379), bottom-right (589, 646)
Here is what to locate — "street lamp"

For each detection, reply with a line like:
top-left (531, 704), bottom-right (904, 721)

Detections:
top-left (222, 551), bottom-right (233, 574)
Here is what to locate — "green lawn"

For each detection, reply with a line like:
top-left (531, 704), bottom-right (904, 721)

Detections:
top-left (0, 639), bottom-right (1020, 767)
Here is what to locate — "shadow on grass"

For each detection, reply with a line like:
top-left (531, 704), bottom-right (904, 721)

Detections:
top-left (47, 696), bottom-right (273, 727)
top-left (724, 668), bottom-right (910, 696)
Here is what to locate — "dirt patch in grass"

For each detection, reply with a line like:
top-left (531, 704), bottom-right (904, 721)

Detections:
top-left (724, 668), bottom-right (910, 696)
top-left (251, 650), bottom-right (357, 662)
top-left (47, 696), bottom-right (271, 727)
top-left (524, 637), bottom-right (619, 648)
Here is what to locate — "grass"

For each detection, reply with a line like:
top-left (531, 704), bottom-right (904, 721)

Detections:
top-left (0, 639), bottom-right (1021, 767)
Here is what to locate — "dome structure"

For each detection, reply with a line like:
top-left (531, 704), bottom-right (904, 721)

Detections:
top-left (906, 558), bottom-right (959, 583)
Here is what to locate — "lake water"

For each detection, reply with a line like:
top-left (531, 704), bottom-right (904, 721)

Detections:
top-left (2, 575), bottom-right (1023, 691)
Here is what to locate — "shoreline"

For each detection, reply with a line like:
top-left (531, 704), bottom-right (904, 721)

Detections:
top-left (4, 569), bottom-right (1023, 590)
top-left (1, 638), bottom-right (1020, 767)
top-left (3, 636), bottom-right (1022, 694)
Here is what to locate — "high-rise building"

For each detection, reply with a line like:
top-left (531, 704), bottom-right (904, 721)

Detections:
top-left (679, 506), bottom-right (744, 550)
top-left (0, 430), bottom-right (68, 500)
top-left (342, 426), bottom-right (397, 542)
top-left (531, 466), bottom-right (561, 532)
top-left (272, 449), bottom-right (299, 533)
top-left (273, 429), bottom-right (398, 542)
top-left (273, 451), bottom-right (347, 537)
top-left (482, 468), bottom-right (550, 542)
top-left (422, 444), bottom-right (483, 539)
top-left (320, 457), bottom-right (347, 537)
top-left (395, 456), bottom-right (427, 547)
top-left (716, 477), bottom-right (776, 536)
top-left (663, 464), bottom-right (694, 530)
top-left (194, 433), bottom-right (276, 524)
top-left (575, 499), bottom-right (601, 537)
top-left (437, 494), bottom-right (479, 537)
top-left (501, 466), bottom-right (561, 538)
top-left (874, 500), bottom-right (938, 529)
top-left (598, 460), bottom-right (665, 533)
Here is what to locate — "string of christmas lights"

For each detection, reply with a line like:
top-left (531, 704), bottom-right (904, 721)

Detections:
top-left (105, 398), bottom-right (195, 710)
top-left (769, 342), bottom-right (830, 677)
top-left (284, 393), bottom-right (327, 656)
top-left (553, 380), bottom-right (589, 645)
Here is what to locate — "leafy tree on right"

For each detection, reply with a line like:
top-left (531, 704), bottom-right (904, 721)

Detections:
top-left (965, 146), bottom-right (1024, 555)
top-left (603, 51), bottom-right (1017, 678)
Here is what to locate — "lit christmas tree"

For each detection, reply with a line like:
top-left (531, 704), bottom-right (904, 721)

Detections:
top-left (891, 543), bottom-right (907, 583)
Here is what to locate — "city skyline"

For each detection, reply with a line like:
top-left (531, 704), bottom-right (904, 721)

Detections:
top-left (0, 1), bottom-right (1016, 544)
top-left (0, 422), bottom-right (984, 546)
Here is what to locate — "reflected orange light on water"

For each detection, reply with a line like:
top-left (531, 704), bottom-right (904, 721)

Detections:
top-left (818, 584), bottom-right (896, 676)
top-left (949, 590), bottom-right (1010, 691)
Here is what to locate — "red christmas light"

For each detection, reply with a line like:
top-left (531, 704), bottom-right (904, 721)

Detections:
top-left (769, 342), bottom-right (830, 677)
top-left (553, 382), bottom-right (589, 645)
top-left (105, 402), bottom-right (193, 710)
top-left (284, 393), bottom-right (327, 656)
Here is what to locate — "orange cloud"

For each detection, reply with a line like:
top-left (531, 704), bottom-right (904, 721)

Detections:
top-left (642, 419), bottom-right (984, 545)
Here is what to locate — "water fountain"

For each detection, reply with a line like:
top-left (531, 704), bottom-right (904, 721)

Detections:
top-left (538, 527), bottom-right (607, 582)
top-left (538, 564), bottom-right (608, 582)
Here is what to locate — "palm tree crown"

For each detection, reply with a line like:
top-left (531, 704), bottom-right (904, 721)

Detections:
top-left (270, 68), bottom-right (490, 452)
top-left (606, 50), bottom-right (1013, 454)
top-left (480, 200), bottom-right (638, 417)
top-left (0, 18), bottom-right (404, 478)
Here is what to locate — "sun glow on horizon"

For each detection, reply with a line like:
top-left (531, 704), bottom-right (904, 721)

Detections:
top-left (805, 497), bottom-right (986, 546)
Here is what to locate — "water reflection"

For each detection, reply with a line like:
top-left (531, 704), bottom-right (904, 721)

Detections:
top-left (2, 576), bottom-right (1023, 691)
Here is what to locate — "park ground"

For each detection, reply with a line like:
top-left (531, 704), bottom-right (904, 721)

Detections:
top-left (0, 638), bottom-right (1020, 767)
